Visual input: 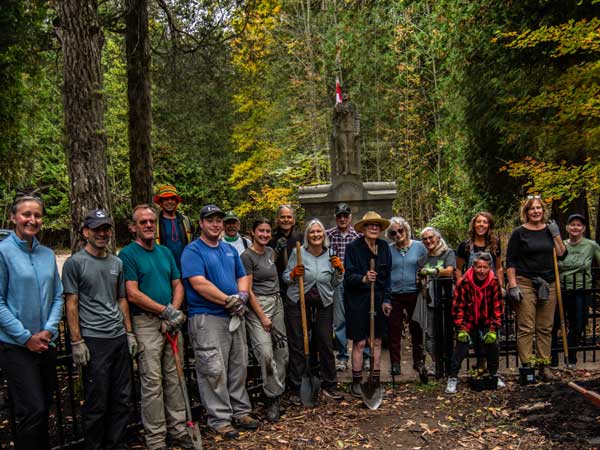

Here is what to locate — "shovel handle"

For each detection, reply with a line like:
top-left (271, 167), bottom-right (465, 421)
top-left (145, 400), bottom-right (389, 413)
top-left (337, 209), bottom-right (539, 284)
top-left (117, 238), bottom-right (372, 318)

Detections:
top-left (369, 248), bottom-right (377, 352)
top-left (296, 242), bottom-right (310, 356)
top-left (553, 248), bottom-right (569, 365)
top-left (166, 332), bottom-right (185, 379)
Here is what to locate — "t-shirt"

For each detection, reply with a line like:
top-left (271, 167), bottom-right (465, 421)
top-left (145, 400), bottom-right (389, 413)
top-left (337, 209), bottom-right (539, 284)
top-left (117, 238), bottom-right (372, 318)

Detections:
top-left (558, 238), bottom-right (600, 289)
top-left (418, 249), bottom-right (456, 276)
top-left (181, 239), bottom-right (246, 317)
top-left (118, 242), bottom-right (180, 315)
top-left (456, 240), bottom-right (502, 273)
top-left (159, 215), bottom-right (186, 270)
top-left (62, 249), bottom-right (126, 338)
top-left (506, 226), bottom-right (565, 282)
top-left (240, 247), bottom-right (279, 296)
top-left (221, 234), bottom-right (251, 257)
top-left (389, 240), bottom-right (427, 294)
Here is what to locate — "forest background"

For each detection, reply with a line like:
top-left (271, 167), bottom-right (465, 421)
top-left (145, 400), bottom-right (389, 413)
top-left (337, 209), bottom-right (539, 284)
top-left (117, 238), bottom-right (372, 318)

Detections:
top-left (0, 0), bottom-right (598, 250)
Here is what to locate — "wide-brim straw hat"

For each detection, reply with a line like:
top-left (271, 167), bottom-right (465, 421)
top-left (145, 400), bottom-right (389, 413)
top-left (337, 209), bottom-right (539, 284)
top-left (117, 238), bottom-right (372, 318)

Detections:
top-left (354, 211), bottom-right (390, 233)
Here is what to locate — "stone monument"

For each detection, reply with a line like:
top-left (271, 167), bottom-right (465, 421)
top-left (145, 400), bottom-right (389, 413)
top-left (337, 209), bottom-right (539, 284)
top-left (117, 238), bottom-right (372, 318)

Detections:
top-left (298, 86), bottom-right (397, 229)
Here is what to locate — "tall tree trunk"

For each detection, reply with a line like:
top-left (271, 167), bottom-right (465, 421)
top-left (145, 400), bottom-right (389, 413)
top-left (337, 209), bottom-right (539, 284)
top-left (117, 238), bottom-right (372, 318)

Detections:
top-left (56, 0), bottom-right (111, 253)
top-left (125, 0), bottom-right (154, 208)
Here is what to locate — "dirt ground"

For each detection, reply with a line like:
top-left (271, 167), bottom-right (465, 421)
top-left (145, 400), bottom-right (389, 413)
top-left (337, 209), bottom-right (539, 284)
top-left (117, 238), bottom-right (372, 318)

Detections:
top-left (183, 369), bottom-right (600, 450)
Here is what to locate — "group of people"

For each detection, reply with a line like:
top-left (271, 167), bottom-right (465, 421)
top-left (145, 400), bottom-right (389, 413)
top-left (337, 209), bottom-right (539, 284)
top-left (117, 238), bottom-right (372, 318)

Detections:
top-left (0, 187), bottom-right (598, 450)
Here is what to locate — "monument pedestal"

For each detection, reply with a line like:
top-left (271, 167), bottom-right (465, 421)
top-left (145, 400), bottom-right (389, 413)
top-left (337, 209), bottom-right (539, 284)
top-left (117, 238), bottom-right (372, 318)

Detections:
top-left (298, 175), bottom-right (397, 229)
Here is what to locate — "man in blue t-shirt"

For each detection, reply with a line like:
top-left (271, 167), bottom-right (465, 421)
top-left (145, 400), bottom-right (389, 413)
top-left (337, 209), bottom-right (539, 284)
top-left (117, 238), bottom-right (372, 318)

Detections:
top-left (181, 204), bottom-right (257, 440)
top-left (118, 204), bottom-right (190, 450)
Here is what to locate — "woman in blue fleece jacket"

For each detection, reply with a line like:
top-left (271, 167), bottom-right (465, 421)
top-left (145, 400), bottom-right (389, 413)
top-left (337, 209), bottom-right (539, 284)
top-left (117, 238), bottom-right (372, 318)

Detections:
top-left (0, 195), bottom-right (63, 450)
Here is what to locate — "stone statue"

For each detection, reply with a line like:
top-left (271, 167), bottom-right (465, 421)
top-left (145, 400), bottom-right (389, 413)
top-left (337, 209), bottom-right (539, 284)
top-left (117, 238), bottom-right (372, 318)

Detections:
top-left (331, 88), bottom-right (361, 177)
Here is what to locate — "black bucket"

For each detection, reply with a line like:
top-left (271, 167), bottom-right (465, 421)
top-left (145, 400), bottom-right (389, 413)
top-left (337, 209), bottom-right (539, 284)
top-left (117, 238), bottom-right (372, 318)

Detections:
top-left (519, 366), bottom-right (536, 385)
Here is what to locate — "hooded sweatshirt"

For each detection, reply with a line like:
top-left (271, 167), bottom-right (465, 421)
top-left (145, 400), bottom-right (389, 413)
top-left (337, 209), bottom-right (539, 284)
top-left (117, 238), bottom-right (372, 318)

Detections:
top-left (452, 267), bottom-right (503, 333)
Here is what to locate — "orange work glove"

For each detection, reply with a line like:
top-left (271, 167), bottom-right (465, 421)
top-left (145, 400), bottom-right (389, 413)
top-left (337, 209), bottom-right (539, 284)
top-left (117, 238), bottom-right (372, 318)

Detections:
top-left (290, 264), bottom-right (305, 280)
top-left (330, 256), bottom-right (344, 273)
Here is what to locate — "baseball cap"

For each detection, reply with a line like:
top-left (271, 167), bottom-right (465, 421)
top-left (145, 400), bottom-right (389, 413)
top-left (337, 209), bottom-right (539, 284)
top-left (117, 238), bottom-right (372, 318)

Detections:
top-left (567, 213), bottom-right (586, 224)
top-left (335, 203), bottom-right (351, 216)
top-left (200, 204), bottom-right (225, 220)
top-left (223, 211), bottom-right (239, 222)
top-left (83, 209), bottom-right (113, 229)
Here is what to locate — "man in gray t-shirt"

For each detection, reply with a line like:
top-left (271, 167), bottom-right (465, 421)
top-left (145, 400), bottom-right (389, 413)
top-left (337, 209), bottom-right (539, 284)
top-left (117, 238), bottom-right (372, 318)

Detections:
top-left (63, 209), bottom-right (136, 450)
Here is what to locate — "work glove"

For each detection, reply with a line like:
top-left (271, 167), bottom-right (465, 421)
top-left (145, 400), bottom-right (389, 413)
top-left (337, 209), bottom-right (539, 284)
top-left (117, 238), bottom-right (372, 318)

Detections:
top-left (237, 290), bottom-right (249, 305)
top-left (330, 256), bottom-right (345, 273)
top-left (290, 264), bottom-right (305, 280)
top-left (275, 236), bottom-right (288, 254)
top-left (547, 220), bottom-right (560, 238)
top-left (508, 286), bottom-right (523, 304)
top-left (457, 330), bottom-right (470, 343)
top-left (71, 340), bottom-right (90, 366)
top-left (225, 295), bottom-right (246, 317)
top-left (419, 267), bottom-right (438, 277)
top-left (159, 304), bottom-right (186, 332)
top-left (126, 332), bottom-right (138, 358)
top-left (483, 331), bottom-right (497, 345)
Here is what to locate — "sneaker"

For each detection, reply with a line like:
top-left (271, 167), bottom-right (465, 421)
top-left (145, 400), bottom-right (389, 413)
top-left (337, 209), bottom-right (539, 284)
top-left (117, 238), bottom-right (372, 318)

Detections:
top-left (335, 359), bottom-right (348, 371)
top-left (363, 358), bottom-right (371, 371)
top-left (445, 377), bottom-right (458, 394)
top-left (322, 386), bottom-right (343, 400)
top-left (232, 414), bottom-right (260, 430)
top-left (496, 377), bottom-right (506, 389)
top-left (213, 423), bottom-right (239, 439)
top-left (350, 383), bottom-right (362, 398)
top-left (168, 433), bottom-right (194, 449)
top-left (391, 363), bottom-right (401, 376)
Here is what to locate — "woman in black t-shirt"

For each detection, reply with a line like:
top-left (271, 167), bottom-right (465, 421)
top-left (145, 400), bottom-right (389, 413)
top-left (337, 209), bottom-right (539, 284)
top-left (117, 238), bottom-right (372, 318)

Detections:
top-left (506, 197), bottom-right (566, 381)
top-left (455, 212), bottom-right (503, 284)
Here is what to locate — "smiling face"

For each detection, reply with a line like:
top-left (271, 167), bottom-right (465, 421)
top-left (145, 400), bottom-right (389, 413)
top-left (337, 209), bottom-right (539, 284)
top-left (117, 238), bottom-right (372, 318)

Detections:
top-left (566, 219), bottom-right (585, 240)
top-left (473, 214), bottom-right (490, 237)
top-left (132, 208), bottom-right (157, 242)
top-left (159, 196), bottom-right (178, 214)
top-left (473, 258), bottom-right (491, 281)
top-left (388, 223), bottom-right (406, 245)
top-left (84, 224), bottom-right (112, 252)
top-left (421, 231), bottom-right (438, 252)
top-left (252, 222), bottom-right (272, 247)
top-left (276, 207), bottom-right (295, 233)
top-left (307, 222), bottom-right (325, 248)
top-left (335, 212), bottom-right (351, 232)
top-left (11, 200), bottom-right (43, 242)
top-left (525, 199), bottom-right (544, 224)
top-left (200, 215), bottom-right (224, 242)
top-left (224, 219), bottom-right (240, 238)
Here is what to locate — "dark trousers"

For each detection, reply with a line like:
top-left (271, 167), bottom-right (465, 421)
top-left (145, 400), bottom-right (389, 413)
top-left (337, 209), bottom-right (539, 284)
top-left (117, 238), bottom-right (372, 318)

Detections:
top-left (449, 328), bottom-right (499, 378)
top-left (389, 292), bottom-right (423, 367)
top-left (82, 335), bottom-right (132, 450)
top-left (284, 297), bottom-right (336, 389)
top-left (551, 290), bottom-right (590, 365)
top-left (0, 343), bottom-right (56, 450)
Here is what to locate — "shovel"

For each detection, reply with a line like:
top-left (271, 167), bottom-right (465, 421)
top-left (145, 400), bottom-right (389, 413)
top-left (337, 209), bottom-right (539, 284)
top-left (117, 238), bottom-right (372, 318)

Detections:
top-left (165, 332), bottom-right (203, 450)
top-left (297, 241), bottom-right (321, 407)
top-left (553, 248), bottom-right (574, 371)
top-left (361, 250), bottom-right (383, 410)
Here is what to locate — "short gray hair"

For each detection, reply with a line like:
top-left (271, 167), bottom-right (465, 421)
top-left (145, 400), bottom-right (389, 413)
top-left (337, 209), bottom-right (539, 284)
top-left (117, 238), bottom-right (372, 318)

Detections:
top-left (420, 226), bottom-right (448, 256)
top-left (387, 216), bottom-right (411, 239)
top-left (303, 218), bottom-right (330, 250)
top-left (472, 251), bottom-right (493, 266)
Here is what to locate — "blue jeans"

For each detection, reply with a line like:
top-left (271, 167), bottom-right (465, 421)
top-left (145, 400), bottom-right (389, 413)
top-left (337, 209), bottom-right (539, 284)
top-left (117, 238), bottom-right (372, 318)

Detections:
top-left (333, 284), bottom-right (349, 361)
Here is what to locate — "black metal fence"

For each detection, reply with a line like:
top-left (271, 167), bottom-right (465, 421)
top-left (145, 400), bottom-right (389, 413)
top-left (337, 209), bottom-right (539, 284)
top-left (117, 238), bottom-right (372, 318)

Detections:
top-left (431, 267), bottom-right (600, 377)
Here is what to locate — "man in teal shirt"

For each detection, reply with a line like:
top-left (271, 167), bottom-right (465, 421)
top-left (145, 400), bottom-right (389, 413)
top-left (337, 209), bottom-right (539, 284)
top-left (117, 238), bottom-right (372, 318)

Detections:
top-left (552, 213), bottom-right (600, 367)
top-left (119, 204), bottom-right (191, 450)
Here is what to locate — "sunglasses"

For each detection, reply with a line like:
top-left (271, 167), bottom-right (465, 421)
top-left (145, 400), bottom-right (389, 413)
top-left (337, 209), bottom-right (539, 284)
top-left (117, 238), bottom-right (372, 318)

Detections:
top-left (421, 236), bottom-right (435, 242)
top-left (388, 229), bottom-right (405, 237)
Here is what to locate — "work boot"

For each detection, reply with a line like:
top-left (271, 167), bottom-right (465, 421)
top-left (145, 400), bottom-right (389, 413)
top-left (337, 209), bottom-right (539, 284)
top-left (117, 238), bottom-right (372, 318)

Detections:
top-left (213, 423), bottom-right (239, 439)
top-left (538, 366), bottom-right (560, 382)
top-left (233, 414), bottom-right (260, 430)
top-left (265, 396), bottom-right (281, 422)
top-left (168, 433), bottom-right (194, 449)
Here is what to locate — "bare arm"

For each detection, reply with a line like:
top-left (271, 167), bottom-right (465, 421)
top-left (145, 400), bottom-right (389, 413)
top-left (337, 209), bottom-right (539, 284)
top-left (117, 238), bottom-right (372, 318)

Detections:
top-left (118, 297), bottom-right (133, 333)
top-left (237, 275), bottom-right (249, 292)
top-left (171, 279), bottom-right (184, 310)
top-left (246, 275), bottom-right (271, 330)
top-left (495, 256), bottom-right (505, 287)
top-left (554, 235), bottom-right (566, 257)
top-left (187, 275), bottom-right (228, 306)
top-left (507, 267), bottom-right (517, 288)
top-left (65, 293), bottom-right (82, 342)
top-left (125, 280), bottom-right (167, 315)
top-left (439, 266), bottom-right (454, 278)
top-left (455, 256), bottom-right (465, 280)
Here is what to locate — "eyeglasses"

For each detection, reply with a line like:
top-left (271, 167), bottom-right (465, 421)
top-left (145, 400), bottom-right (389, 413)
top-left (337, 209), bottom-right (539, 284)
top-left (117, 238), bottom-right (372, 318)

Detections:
top-left (527, 195), bottom-right (541, 199)
top-left (366, 222), bottom-right (381, 228)
top-left (421, 236), bottom-right (435, 242)
top-left (388, 229), bottom-right (405, 237)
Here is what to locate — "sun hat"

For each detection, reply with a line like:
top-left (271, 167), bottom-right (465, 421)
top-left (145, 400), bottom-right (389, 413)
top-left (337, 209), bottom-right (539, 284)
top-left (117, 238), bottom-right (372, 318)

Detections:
top-left (354, 211), bottom-right (390, 233)
top-left (153, 185), bottom-right (182, 204)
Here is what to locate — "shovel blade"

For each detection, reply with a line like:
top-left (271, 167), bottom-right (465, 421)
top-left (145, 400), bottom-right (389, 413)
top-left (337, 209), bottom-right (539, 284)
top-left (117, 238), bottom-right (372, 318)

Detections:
top-left (185, 421), bottom-right (203, 450)
top-left (361, 380), bottom-right (383, 410)
top-left (300, 375), bottom-right (321, 408)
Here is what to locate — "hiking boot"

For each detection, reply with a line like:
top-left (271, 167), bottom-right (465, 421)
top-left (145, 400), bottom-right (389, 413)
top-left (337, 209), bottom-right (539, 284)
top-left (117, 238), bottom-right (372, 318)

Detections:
top-left (538, 366), bottom-right (560, 382)
top-left (322, 386), bottom-right (343, 400)
top-left (496, 377), bottom-right (506, 389)
top-left (233, 414), bottom-right (260, 430)
top-left (391, 363), bottom-right (401, 376)
top-left (213, 423), bottom-right (239, 439)
top-left (335, 359), bottom-right (348, 371)
top-left (351, 383), bottom-right (362, 398)
top-left (265, 396), bottom-right (281, 422)
top-left (445, 377), bottom-right (458, 394)
top-left (168, 433), bottom-right (194, 449)
top-left (286, 391), bottom-right (301, 406)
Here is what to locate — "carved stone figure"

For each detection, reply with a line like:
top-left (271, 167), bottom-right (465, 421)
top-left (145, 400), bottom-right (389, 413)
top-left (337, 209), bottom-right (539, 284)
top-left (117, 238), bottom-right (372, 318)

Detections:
top-left (331, 89), bottom-right (361, 177)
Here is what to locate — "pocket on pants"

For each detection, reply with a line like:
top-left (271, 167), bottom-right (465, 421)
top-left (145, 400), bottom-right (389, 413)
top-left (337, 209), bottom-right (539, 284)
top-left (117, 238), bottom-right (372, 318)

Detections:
top-left (194, 347), bottom-right (222, 378)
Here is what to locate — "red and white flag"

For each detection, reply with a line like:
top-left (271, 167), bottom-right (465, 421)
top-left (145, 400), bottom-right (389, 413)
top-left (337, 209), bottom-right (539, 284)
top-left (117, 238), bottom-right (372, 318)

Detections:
top-left (335, 77), bottom-right (342, 104)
